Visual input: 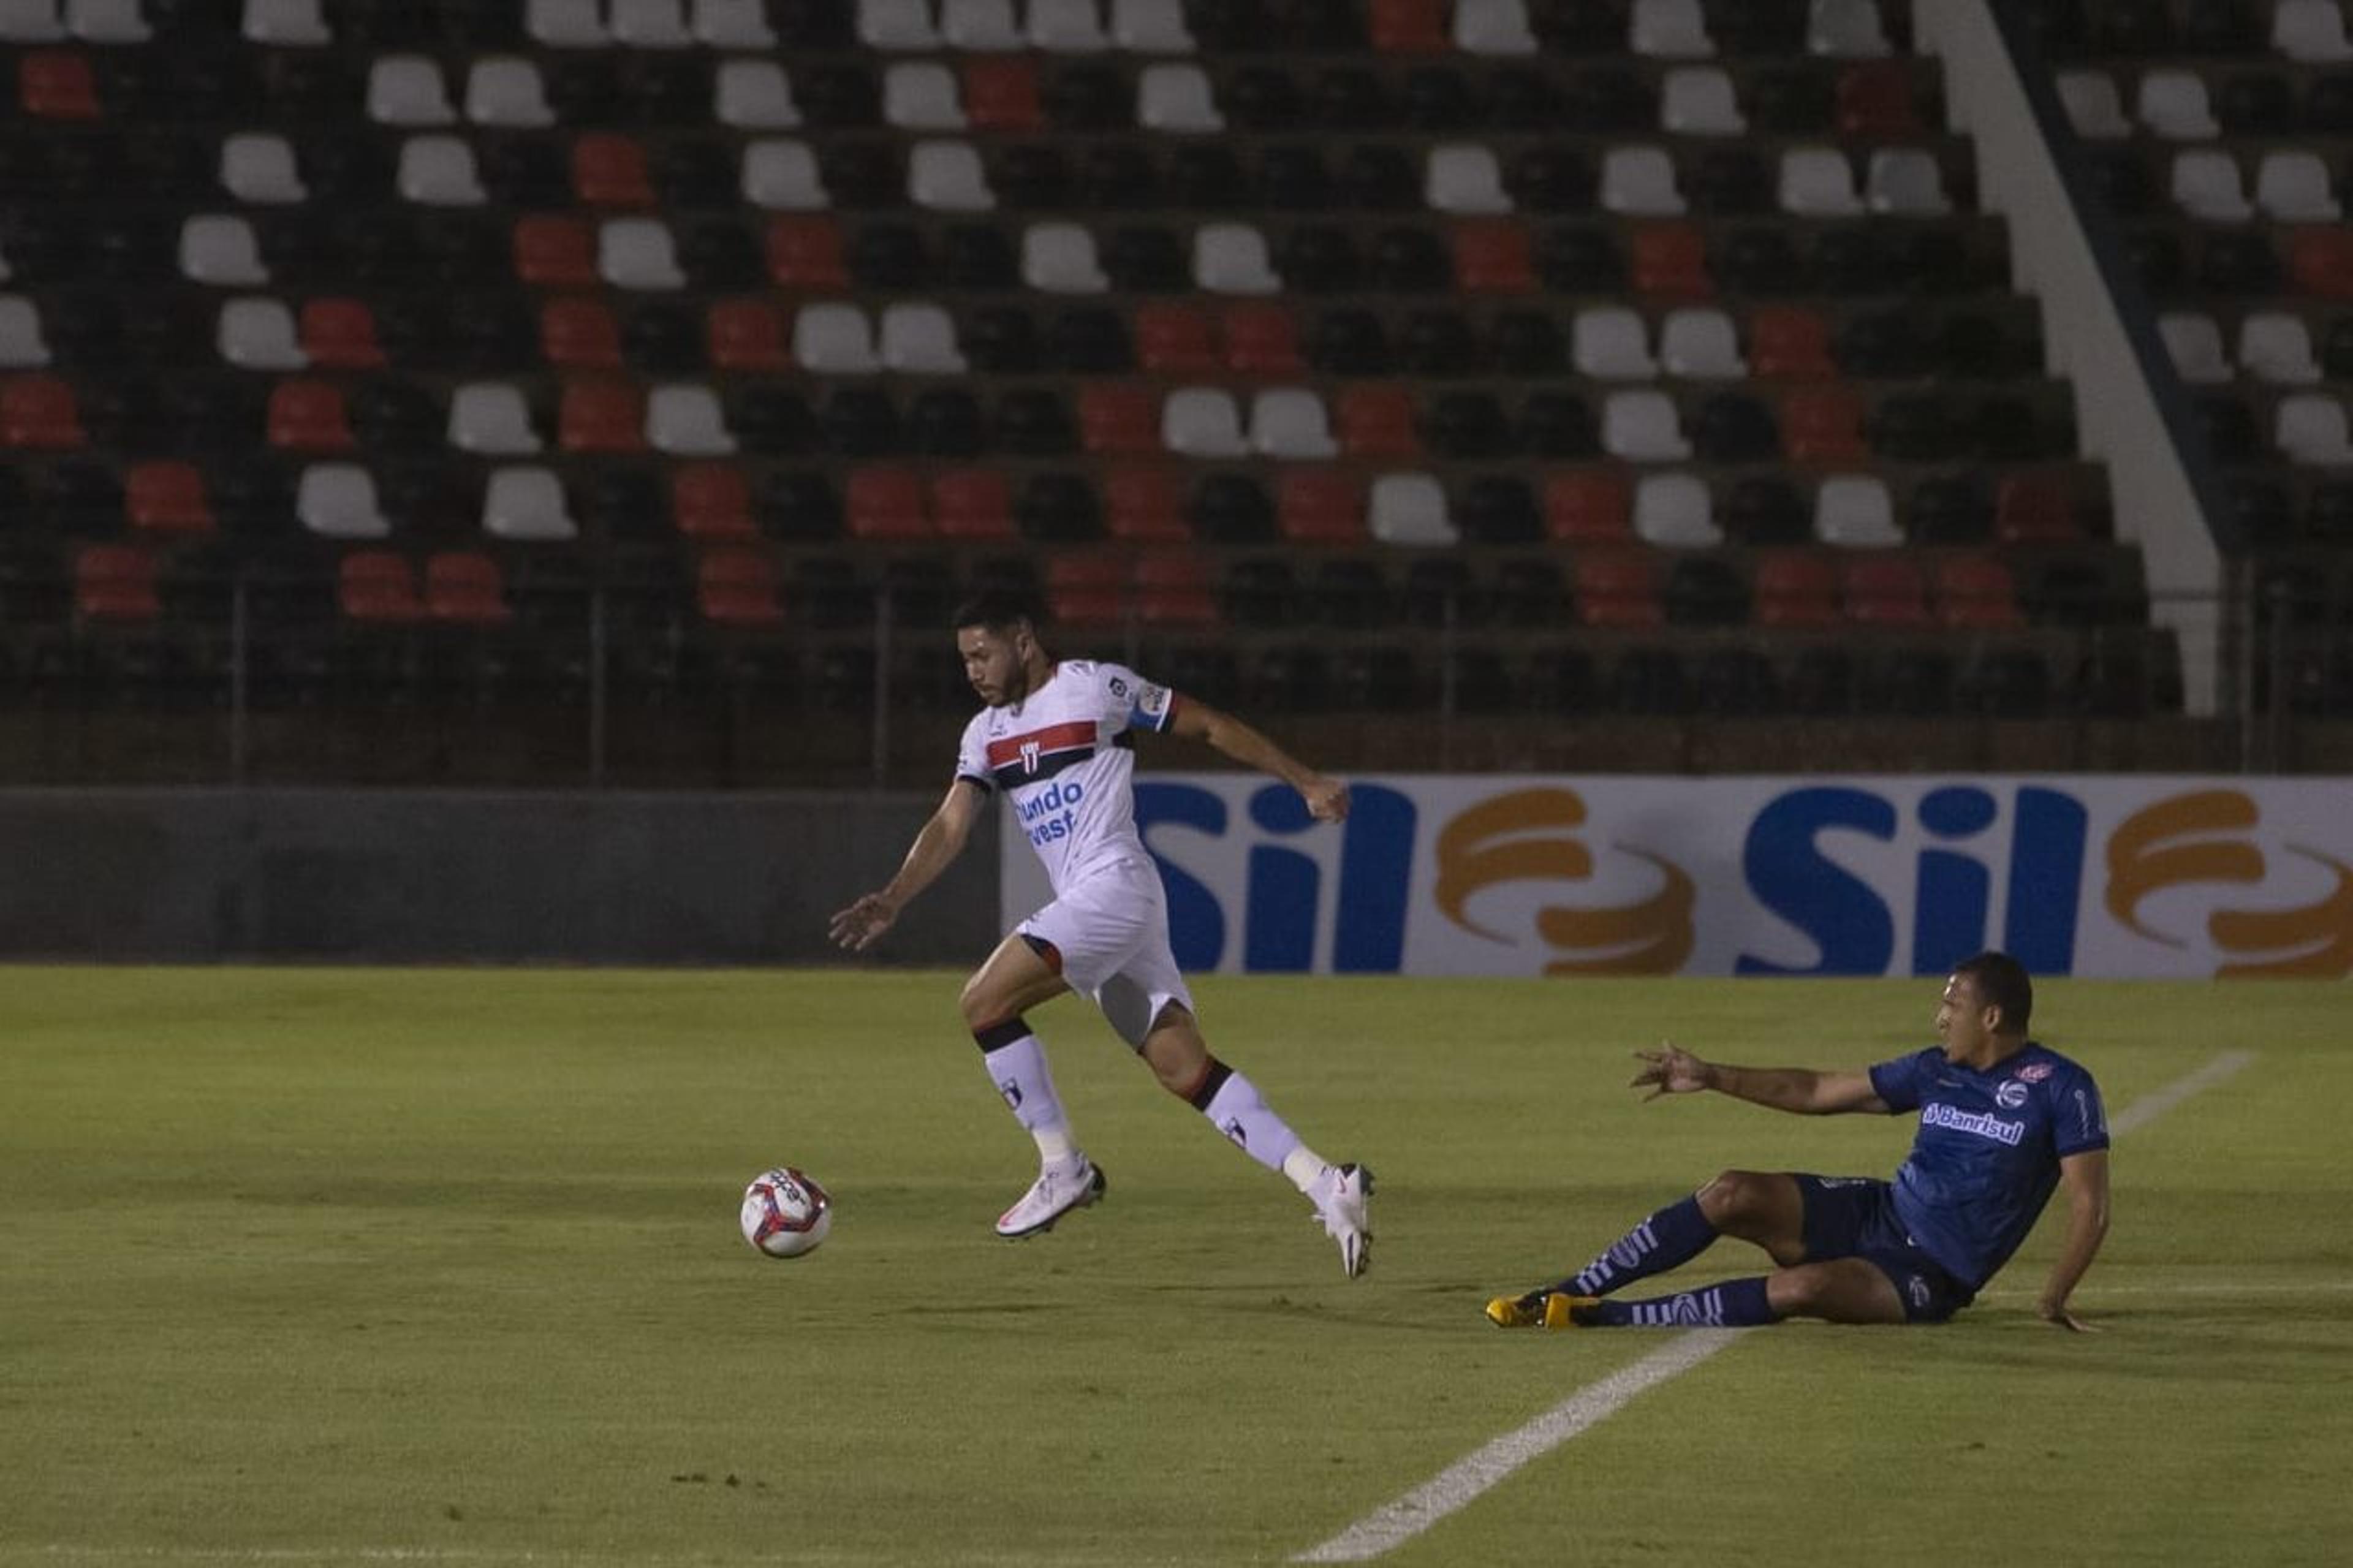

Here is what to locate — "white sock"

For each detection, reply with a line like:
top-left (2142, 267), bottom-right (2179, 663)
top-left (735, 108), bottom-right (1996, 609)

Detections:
top-left (981, 1032), bottom-right (1077, 1165)
top-left (1194, 1061), bottom-right (1324, 1191)
top-left (1283, 1145), bottom-right (1335, 1199)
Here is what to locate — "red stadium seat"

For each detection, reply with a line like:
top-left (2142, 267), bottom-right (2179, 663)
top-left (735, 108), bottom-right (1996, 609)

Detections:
top-left (1751, 550), bottom-right (1841, 629)
top-left (1276, 471), bottom-right (1366, 545)
top-left (2290, 229), bottom-right (2353, 300)
top-left (1748, 307), bottom-right (1837, 379)
top-left (74, 545), bottom-right (159, 622)
top-left (1995, 472), bottom-right (2083, 543)
top-left (1103, 468), bottom-right (1189, 542)
top-left (962, 58), bottom-right (1042, 131)
top-left (1, 374), bottom-right (87, 448)
top-left (338, 550), bottom-right (425, 623)
top-left (1134, 304), bottom-right (1219, 374)
top-left (124, 461), bottom-right (216, 536)
top-left (558, 379), bottom-right (646, 453)
top-left (1078, 384), bottom-right (1159, 455)
top-left (1841, 555), bottom-right (1931, 627)
top-left (707, 298), bottom-right (790, 370)
top-left (696, 548), bottom-right (785, 627)
top-left (1370, 0), bottom-right (1448, 53)
top-left (571, 132), bottom-right (656, 207)
top-left (671, 463), bottom-right (757, 541)
top-left (1574, 550), bottom-right (1664, 627)
top-left (1544, 470), bottom-right (1633, 543)
top-left (932, 469), bottom-right (1016, 540)
top-left (1630, 223), bottom-right (1711, 300)
top-left (1221, 305), bottom-right (1304, 374)
top-left (1452, 221), bottom-right (1537, 294)
top-left (1134, 551), bottom-right (1219, 626)
top-left (425, 551), bottom-right (513, 625)
top-left (1933, 553), bottom-right (2025, 629)
top-left (539, 297), bottom-right (623, 368)
top-left (765, 217), bottom-right (848, 288)
top-left (1781, 386), bottom-right (1868, 463)
top-left (513, 214), bottom-right (597, 287)
top-left (1046, 555), bottom-right (1124, 628)
top-left (265, 379), bottom-right (355, 452)
top-left (846, 466), bottom-right (930, 540)
top-left (21, 51), bottom-right (100, 120)
top-left (1336, 385), bottom-right (1420, 458)
top-left (300, 299), bottom-right (387, 369)
top-left (1836, 61), bottom-right (1922, 137)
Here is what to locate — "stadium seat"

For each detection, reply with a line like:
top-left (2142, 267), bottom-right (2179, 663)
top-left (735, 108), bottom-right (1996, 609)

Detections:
top-left (539, 298), bottom-right (623, 369)
top-left (1249, 387), bottom-right (1338, 459)
top-left (1632, 472), bottom-right (1719, 547)
top-left (2135, 70), bottom-right (2218, 138)
top-left (2275, 0), bottom-right (2353, 62)
top-left (1933, 554), bottom-right (2025, 629)
top-left (337, 550), bottom-right (424, 623)
top-left (844, 466), bottom-right (928, 540)
top-left (1162, 386), bottom-right (1248, 457)
top-left (526, 0), bottom-right (607, 47)
top-left (481, 466), bottom-right (579, 541)
top-left (466, 58), bottom-right (556, 126)
top-left (1602, 389), bottom-right (1692, 461)
top-left (599, 218), bottom-right (686, 290)
top-left (2237, 313), bottom-right (2321, 385)
top-left (647, 384), bottom-right (735, 456)
top-left (1133, 551), bottom-right (1219, 626)
top-left (292, 464), bottom-right (387, 539)
top-left (300, 299), bottom-right (385, 369)
top-left (1574, 550), bottom-right (1664, 627)
top-left (1368, 471), bottom-right (1457, 545)
top-left (1809, 0), bottom-right (1891, 57)
top-left (2057, 71), bottom-right (2131, 138)
top-left (217, 297), bottom-right (306, 369)
top-left (220, 132), bottom-right (307, 204)
top-left (716, 60), bottom-right (800, 128)
top-left (1629, 0), bottom-right (1713, 58)
top-left (1574, 306), bottom-right (1659, 379)
top-left (1453, 221), bottom-right (1537, 293)
top-left (1046, 554), bottom-right (1124, 627)
top-left (1276, 471), bottom-right (1365, 544)
top-left (558, 380), bottom-right (645, 454)
top-left (1111, 0), bottom-right (1194, 51)
top-left (1752, 550), bottom-right (1841, 629)
top-left (1842, 555), bottom-right (1931, 626)
top-left (1662, 66), bottom-right (1745, 134)
top-left (1659, 308), bottom-right (1746, 379)
top-left (1336, 385), bottom-right (1420, 458)
top-left (1194, 224), bottom-right (1283, 295)
top-left (1099, 469), bottom-right (1184, 542)
top-left (931, 469), bottom-right (1015, 541)
top-left (2255, 151), bottom-right (2341, 222)
top-left (514, 215), bottom-right (597, 287)
top-left (1779, 147), bottom-right (1864, 215)
top-left (2275, 393), bottom-right (2353, 464)
top-left (1749, 308), bottom-right (1836, 377)
top-left (398, 135), bottom-right (487, 205)
top-left (2158, 312), bottom-right (2231, 384)
top-left (266, 378), bottom-right (354, 452)
top-left (1782, 386), bottom-right (1868, 462)
top-left (123, 460), bottom-right (214, 536)
top-left (0, 297), bottom-right (51, 368)
top-left (425, 552), bottom-right (512, 625)
top-left (1629, 224), bottom-right (1710, 298)
top-left (369, 56), bottom-right (456, 126)
top-left (697, 549), bottom-right (786, 627)
top-left (179, 214), bottom-right (269, 286)
top-left (672, 463), bottom-right (756, 541)
top-left (447, 382), bottom-right (542, 455)
top-left (1023, 223), bottom-right (1110, 292)
top-left (1370, 0), bottom-right (1448, 53)
top-left (1078, 384), bottom-right (1159, 455)
top-left (2172, 150), bottom-right (2252, 222)
top-left (1813, 474), bottom-right (1903, 547)
top-left (21, 48), bottom-right (100, 118)
top-left (1601, 146), bottom-right (1686, 215)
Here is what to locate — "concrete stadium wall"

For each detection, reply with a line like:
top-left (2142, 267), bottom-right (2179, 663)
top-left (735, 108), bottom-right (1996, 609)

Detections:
top-left (0, 789), bottom-right (998, 964)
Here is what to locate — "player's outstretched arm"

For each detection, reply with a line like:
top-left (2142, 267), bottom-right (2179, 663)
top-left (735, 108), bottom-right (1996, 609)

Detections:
top-left (2037, 1148), bottom-right (2111, 1332)
top-left (1632, 1042), bottom-right (1889, 1116)
top-left (1166, 697), bottom-right (1349, 822)
top-left (828, 779), bottom-right (985, 951)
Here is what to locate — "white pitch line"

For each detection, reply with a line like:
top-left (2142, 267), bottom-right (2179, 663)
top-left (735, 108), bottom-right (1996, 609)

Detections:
top-left (1291, 1330), bottom-right (1740, 1563)
top-left (1293, 1046), bottom-right (2261, 1564)
top-left (2107, 1048), bottom-right (2256, 1137)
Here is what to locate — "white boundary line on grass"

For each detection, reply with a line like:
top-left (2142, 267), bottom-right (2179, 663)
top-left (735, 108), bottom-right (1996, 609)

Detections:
top-left (1290, 1046), bottom-right (2260, 1565)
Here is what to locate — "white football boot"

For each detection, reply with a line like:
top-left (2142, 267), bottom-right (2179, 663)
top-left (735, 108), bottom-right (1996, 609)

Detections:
top-left (1310, 1162), bottom-right (1374, 1278)
top-left (995, 1156), bottom-right (1107, 1239)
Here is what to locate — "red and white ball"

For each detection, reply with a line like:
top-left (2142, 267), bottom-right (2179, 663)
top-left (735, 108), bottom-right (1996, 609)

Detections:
top-left (739, 1167), bottom-right (832, 1258)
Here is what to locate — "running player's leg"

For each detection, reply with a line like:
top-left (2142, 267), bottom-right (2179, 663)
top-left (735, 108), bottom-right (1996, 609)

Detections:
top-left (960, 931), bottom-right (1099, 1238)
top-left (1127, 994), bottom-right (1373, 1279)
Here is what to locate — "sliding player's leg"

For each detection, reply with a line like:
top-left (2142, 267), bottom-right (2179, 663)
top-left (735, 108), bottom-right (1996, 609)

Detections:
top-left (1487, 1169), bottom-right (1808, 1326)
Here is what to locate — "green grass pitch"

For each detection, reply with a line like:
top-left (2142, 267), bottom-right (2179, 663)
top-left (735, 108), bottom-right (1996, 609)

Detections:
top-left (6, 968), bottom-right (2351, 1567)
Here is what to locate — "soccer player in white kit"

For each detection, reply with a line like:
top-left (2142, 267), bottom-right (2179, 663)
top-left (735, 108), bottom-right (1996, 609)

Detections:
top-left (830, 591), bottom-right (1374, 1276)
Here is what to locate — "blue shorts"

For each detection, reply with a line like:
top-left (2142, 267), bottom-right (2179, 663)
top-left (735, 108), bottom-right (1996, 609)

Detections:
top-left (1795, 1175), bottom-right (1977, 1324)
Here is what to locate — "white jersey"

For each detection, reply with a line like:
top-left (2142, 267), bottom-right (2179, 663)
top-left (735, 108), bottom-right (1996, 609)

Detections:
top-left (955, 659), bottom-right (1176, 896)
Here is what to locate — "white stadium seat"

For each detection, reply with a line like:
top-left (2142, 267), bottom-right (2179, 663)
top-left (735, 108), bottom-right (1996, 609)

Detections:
top-left (219, 133), bottom-right (308, 204)
top-left (2237, 312), bottom-right (2322, 386)
top-left (598, 218), bottom-right (687, 289)
top-left (1779, 146), bottom-right (1863, 215)
top-left (884, 61), bottom-right (966, 130)
top-left (692, 0), bottom-right (776, 47)
top-left (1812, 475), bottom-right (1902, 548)
top-left (715, 61), bottom-right (800, 129)
top-left (1161, 387), bottom-right (1249, 458)
top-left (2135, 69), bottom-right (2219, 140)
top-left (2275, 393), bottom-right (2353, 464)
top-left (0, 294), bottom-right (52, 367)
top-left (1659, 308), bottom-right (1746, 380)
top-left (1807, 0), bottom-right (1890, 58)
top-left (241, 0), bottom-right (327, 46)
top-left (368, 56), bottom-right (457, 127)
top-left (1661, 66), bottom-right (1745, 134)
top-left (907, 140), bottom-right (995, 211)
top-left (178, 214), bottom-right (269, 286)
top-left (1634, 472), bottom-right (1722, 548)
top-left (1866, 148), bottom-right (1951, 215)
top-left (67, 0), bottom-right (151, 44)
top-left (2255, 150), bottom-right (2341, 222)
top-left (858, 0), bottom-right (938, 49)
top-left (1629, 0), bottom-right (1713, 58)
top-left (216, 296), bottom-right (308, 369)
top-left (741, 140), bottom-right (828, 210)
top-left (1573, 306), bottom-right (1659, 381)
top-left (1368, 473), bottom-right (1458, 546)
top-left (2157, 312), bottom-right (2231, 385)
top-left (448, 383), bottom-right (544, 455)
top-left (1602, 388), bottom-right (1692, 461)
top-left (1022, 224), bottom-right (1109, 292)
top-left (397, 135), bottom-right (487, 206)
top-left (0, 1), bottom-right (63, 42)
top-left (2055, 72), bottom-right (2130, 140)
top-left (1249, 388), bottom-right (1339, 460)
top-left (2170, 149), bottom-right (2253, 222)
top-left (1600, 145), bottom-right (1686, 215)
top-left (1454, 0), bottom-right (1537, 56)
top-left (1425, 144), bottom-right (1513, 214)
top-left (646, 384), bottom-right (737, 456)
top-left (1112, 0), bottom-right (1194, 52)
top-left (296, 464), bottom-right (392, 539)
top-left (610, 0), bottom-right (691, 47)
top-left (526, 0), bottom-right (608, 47)
top-left (1028, 0), bottom-right (1109, 51)
top-left (1192, 222), bottom-right (1281, 294)
top-left (879, 303), bottom-right (966, 373)
top-left (792, 303), bottom-right (879, 373)
top-left (2273, 0), bottom-right (2353, 64)
top-left (481, 467), bottom-right (580, 542)
top-left (465, 58), bottom-right (556, 127)
top-left (941, 0), bottom-right (1021, 49)
top-left (1137, 63), bottom-right (1222, 132)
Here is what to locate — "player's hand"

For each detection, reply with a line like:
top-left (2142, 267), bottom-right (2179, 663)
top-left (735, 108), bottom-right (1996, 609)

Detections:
top-left (828, 892), bottom-right (900, 952)
top-left (1299, 776), bottom-right (1350, 823)
top-left (1631, 1041), bottom-right (1715, 1100)
top-left (2037, 1297), bottom-right (2099, 1333)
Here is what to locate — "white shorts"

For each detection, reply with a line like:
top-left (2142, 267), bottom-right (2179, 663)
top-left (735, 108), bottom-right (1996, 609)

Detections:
top-left (1015, 858), bottom-right (1194, 1049)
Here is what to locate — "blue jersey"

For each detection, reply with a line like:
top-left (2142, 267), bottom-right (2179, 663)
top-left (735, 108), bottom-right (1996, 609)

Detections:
top-left (1866, 1042), bottom-right (2109, 1290)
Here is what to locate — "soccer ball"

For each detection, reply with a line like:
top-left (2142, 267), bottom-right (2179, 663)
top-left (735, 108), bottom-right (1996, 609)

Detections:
top-left (740, 1167), bottom-right (832, 1259)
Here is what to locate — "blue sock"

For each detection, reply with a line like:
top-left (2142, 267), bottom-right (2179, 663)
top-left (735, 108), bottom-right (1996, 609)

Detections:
top-left (1575, 1276), bottom-right (1778, 1328)
top-left (1560, 1196), bottom-right (1719, 1296)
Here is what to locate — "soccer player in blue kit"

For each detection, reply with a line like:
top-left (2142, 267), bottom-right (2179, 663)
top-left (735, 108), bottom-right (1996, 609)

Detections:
top-left (1487, 952), bottom-right (2111, 1331)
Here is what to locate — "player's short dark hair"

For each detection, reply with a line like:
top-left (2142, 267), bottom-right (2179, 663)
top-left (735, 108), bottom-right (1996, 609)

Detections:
top-left (950, 588), bottom-right (1047, 636)
top-left (1953, 952), bottom-right (2033, 1033)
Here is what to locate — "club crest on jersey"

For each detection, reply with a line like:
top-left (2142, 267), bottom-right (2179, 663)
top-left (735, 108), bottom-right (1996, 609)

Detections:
top-left (2017, 1062), bottom-right (2055, 1083)
top-left (1020, 740), bottom-right (1042, 775)
top-left (1995, 1080), bottom-right (2029, 1110)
